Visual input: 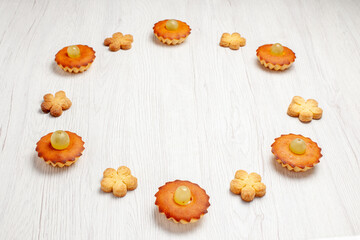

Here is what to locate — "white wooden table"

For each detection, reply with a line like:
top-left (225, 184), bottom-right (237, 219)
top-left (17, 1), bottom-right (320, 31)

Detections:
top-left (0, 0), bottom-right (359, 239)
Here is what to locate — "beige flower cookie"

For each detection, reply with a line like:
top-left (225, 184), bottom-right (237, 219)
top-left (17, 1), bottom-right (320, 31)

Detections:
top-left (104, 32), bottom-right (133, 51)
top-left (220, 33), bottom-right (246, 50)
top-left (41, 91), bottom-right (72, 117)
top-left (100, 166), bottom-right (137, 197)
top-left (287, 96), bottom-right (323, 122)
top-left (230, 170), bottom-right (266, 202)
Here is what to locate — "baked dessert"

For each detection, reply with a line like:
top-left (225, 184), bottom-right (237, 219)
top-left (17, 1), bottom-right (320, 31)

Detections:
top-left (230, 170), bottom-right (266, 202)
top-left (256, 43), bottom-right (295, 70)
top-left (220, 33), bottom-right (246, 50)
top-left (36, 130), bottom-right (85, 167)
top-left (104, 32), bottom-right (133, 51)
top-left (287, 96), bottom-right (323, 122)
top-left (155, 180), bottom-right (210, 224)
top-left (41, 91), bottom-right (71, 117)
top-left (100, 166), bottom-right (137, 197)
top-left (271, 134), bottom-right (322, 172)
top-left (55, 45), bottom-right (95, 73)
top-left (153, 19), bottom-right (191, 45)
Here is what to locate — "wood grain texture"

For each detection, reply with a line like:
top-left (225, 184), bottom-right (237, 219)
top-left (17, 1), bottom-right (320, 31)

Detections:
top-left (0, 0), bottom-right (359, 239)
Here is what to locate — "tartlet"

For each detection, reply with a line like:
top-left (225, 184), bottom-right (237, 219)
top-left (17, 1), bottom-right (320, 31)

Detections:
top-left (155, 180), bottom-right (210, 224)
top-left (36, 131), bottom-right (85, 167)
top-left (256, 44), bottom-right (295, 71)
top-left (271, 134), bottom-right (322, 172)
top-left (55, 45), bottom-right (95, 73)
top-left (153, 20), bottom-right (191, 45)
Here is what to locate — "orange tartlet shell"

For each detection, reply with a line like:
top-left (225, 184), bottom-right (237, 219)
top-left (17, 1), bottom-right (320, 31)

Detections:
top-left (155, 180), bottom-right (210, 224)
top-left (271, 134), bottom-right (322, 172)
top-left (55, 45), bottom-right (95, 73)
top-left (36, 131), bottom-right (85, 167)
top-left (256, 44), bottom-right (296, 71)
top-left (153, 20), bottom-right (191, 45)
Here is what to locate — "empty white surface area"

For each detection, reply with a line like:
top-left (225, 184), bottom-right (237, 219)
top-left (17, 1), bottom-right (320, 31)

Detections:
top-left (0, 0), bottom-right (360, 239)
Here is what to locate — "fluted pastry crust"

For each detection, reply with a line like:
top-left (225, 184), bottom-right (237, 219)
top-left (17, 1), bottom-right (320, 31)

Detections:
top-left (256, 44), bottom-right (295, 71)
top-left (153, 20), bottom-right (191, 45)
top-left (155, 180), bottom-right (210, 224)
top-left (36, 131), bottom-right (85, 167)
top-left (55, 45), bottom-right (95, 73)
top-left (271, 134), bottom-right (322, 172)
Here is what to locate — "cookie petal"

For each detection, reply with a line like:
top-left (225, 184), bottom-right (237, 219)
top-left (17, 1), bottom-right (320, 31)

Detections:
top-left (123, 175), bottom-right (137, 190)
top-left (248, 172), bottom-right (261, 183)
top-left (292, 96), bottom-right (305, 105)
top-left (311, 107), bottom-right (323, 119)
top-left (235, 170), bottom-right (248, 180)
top-left (41, 101), bottom-right (52, 113)
top-left (104, 38), bottom-right (112, 46)
top-left (43, 93), bottom-right (54, 102)
top-left (49, 104), bottom-right (63, 117)
top-left (306, 99), bottom-right (318, 107)
top-left (113, 181), bottom-right (127, 197)
top-left (288, 104), bottom-right (302, 117)
top-left (299, 109), bottom-right (313, 122)
top-left (241, 186), bottom-right (256, 202)
top-left (60, 98), bottom-right (72, 110)
top-left (253, 182), bottom-right (266, 197)
top-left (101, 177), bottom-right (116, 192)
top-left (230, 179), bottom-right (246, 195)
top-left (109, 43), bottom-right (120, 52)
top-left (103, 168), bottom-right (117, 178)
top-left (117, 166), bottom-right (131, 176)
top-left (55, 91), bottom-right (66, 98)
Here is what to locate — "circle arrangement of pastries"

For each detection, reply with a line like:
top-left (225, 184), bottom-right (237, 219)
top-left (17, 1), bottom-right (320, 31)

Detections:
top-left (36, 131), bottom-right (85, 167)
top-left (55, 45), bottom-right (96, 73)
top-left (155, 180), bottom-right (210, 224)
top-left (153, 19), bottom-right (191, 45)
top-left (29, 16), bottom-right (330, 232)
top-left (256, 43), bottom-right (296, 71)
top-left (271, 134), bottom-right (322, 172)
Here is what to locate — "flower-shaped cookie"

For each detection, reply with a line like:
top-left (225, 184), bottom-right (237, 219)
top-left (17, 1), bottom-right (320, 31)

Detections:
top-left (287, 96), bottom-right (323, 122)
top-left (104, 32), bottom-right (133, 51)
top-left (230, 170), bottom-right (266, 202)
top-left (220, 33), bottom-right (246, 50)
top-left (41, 91), bottom-right (72, 117)
top-left (100, 166), bottom-right (137, 197)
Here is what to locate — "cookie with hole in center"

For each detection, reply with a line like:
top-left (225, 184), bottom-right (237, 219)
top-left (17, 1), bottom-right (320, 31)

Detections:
top-left (155, 180), bottom-right (210, 224)
top-left (271, 134), bottom-right (322, 172)
top-left (55, 45), bottom-right (95, 73)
